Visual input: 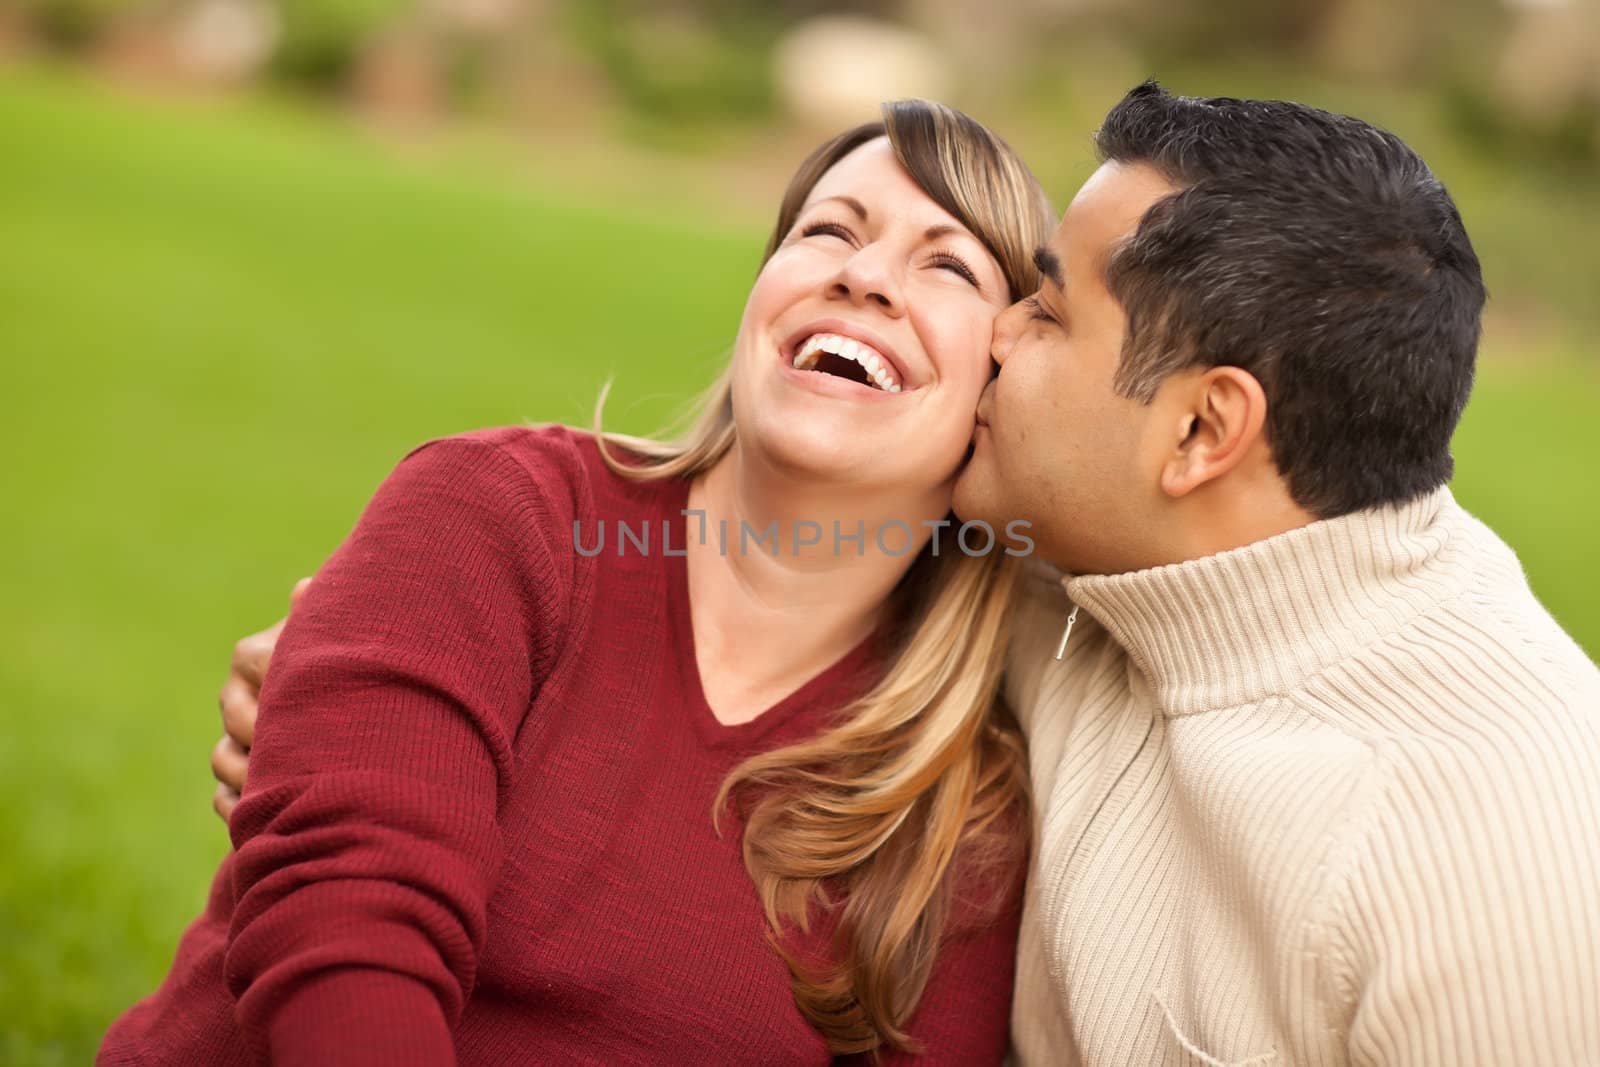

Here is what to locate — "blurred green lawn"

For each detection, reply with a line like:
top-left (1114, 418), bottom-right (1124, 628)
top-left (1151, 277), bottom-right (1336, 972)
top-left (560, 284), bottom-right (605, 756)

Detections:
top-left (2, 64), bottom-right (1595, 1065)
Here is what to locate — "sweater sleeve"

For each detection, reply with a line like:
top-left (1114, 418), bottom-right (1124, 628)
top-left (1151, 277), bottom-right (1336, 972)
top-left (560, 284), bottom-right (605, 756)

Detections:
top-left (223, 436), bottom-right (562, 1066)
top-left (1334, 718), bottom-right (1600, 1065)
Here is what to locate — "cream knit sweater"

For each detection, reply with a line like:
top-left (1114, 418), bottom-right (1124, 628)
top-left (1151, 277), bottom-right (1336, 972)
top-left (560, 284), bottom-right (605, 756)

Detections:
top-left (1005, 488), bottom-right (1600, 1065)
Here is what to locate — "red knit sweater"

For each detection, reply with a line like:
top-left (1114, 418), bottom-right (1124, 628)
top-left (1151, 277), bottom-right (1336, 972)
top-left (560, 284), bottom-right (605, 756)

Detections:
top-left (100, 426), bottom-right (1022, 1066)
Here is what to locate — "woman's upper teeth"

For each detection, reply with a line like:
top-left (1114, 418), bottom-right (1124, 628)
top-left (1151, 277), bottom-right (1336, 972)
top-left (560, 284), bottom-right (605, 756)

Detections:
top-left (791, 333), bottom-right (903, 392)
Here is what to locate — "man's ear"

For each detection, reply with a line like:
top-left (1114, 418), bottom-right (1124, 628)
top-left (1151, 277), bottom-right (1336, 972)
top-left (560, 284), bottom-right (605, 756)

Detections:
top-left (1158, 366), bottom-right (1268, 498)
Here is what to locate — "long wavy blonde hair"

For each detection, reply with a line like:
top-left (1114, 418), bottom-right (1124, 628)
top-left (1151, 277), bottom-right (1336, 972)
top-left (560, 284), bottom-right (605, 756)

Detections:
top-left (593, 100), bottom-right (1055, 1055)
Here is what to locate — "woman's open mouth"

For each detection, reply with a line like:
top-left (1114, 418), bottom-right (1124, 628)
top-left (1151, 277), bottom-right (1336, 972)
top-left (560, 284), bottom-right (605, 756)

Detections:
top-left (788, 333), bottom-right (903, 393)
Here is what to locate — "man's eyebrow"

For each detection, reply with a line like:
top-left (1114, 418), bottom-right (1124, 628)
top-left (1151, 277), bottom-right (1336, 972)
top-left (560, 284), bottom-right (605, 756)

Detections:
top-left (1033, 247), bottom-right (1064, 288)
top-left (810, 195), bottom-right (869, 221)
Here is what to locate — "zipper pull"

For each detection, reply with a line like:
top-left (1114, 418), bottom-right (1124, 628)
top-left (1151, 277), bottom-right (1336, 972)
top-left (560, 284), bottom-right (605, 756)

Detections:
top-left (1053, 605), bottom-right (1080, 661)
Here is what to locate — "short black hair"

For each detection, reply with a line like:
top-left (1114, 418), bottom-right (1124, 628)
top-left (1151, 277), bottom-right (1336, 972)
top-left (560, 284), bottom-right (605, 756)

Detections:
top-left (1095, 80), bottom-right (1486, 519)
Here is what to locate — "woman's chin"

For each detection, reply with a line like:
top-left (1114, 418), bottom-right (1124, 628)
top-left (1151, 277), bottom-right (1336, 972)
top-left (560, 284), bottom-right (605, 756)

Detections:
top-left (736, 422), bottom-right (874, 484)
top-left (762, 438), bottom-right (874, 484)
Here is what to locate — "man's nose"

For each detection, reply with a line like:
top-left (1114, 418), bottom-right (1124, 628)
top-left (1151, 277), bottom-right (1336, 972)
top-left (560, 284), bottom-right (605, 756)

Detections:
top-left (991, 300), bottom-right (1025, 365)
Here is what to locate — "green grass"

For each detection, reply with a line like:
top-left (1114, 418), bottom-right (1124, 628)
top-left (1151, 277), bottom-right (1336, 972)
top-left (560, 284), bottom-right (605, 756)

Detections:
top-left (0, 65), bottom-right (756, 1065)
top-left (1, 64), bottom-right (1595, 1065)
top-left (1453, 356), bottom-right (1600, 635)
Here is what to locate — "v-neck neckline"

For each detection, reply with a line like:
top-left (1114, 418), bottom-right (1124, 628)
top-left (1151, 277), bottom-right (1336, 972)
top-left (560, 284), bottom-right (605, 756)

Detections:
top-left (659, 476), bottom-right (887, 751)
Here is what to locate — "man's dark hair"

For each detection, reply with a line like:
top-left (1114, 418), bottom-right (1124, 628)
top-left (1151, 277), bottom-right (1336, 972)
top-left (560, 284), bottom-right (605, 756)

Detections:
top-left (1095, 80), bottom-right (1485, 519)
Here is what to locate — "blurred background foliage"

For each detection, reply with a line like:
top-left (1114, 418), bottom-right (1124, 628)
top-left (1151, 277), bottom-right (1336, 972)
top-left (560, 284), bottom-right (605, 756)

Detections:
top-left (1, 0), bottom-right (1596, 1063)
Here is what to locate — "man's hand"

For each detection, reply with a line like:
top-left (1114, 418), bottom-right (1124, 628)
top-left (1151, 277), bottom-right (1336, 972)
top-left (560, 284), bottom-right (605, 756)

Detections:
top-left (212, 578), bottom-right (311, 823)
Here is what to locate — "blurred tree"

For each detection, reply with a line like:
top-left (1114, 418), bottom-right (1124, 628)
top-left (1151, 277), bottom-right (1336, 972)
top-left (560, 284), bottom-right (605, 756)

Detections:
top-left (16, 0), bottom-right (131, 49)
top-left (270, 0), bottom-right (400, 87)
top-left (563, 0), bottom-right (779, 129)
top-left (1492, 0), bottom-right (1598, 161)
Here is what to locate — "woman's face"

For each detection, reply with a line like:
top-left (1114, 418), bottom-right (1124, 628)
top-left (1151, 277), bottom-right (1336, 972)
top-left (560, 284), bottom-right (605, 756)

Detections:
top-left (730, 137), bottom-right (1012, 499)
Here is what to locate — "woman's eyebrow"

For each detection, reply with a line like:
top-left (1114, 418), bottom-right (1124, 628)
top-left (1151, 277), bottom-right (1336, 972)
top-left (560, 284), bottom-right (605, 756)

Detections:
top-left (802, 203), bottom-right (981, 254)
top-left (810, 195), bottom-right (869, 220)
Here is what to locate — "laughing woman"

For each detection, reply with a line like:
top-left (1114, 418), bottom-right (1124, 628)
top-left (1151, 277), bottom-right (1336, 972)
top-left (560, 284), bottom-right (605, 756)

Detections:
top-left (101, 101), bottom-right (1054, 1065)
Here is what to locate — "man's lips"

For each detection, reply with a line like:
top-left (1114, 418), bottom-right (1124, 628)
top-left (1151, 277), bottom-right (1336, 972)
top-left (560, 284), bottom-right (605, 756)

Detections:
top-left (975, 383), bottom-right (996, 428)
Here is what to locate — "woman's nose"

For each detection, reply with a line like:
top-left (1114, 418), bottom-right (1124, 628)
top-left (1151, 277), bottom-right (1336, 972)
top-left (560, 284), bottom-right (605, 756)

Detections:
top-left (826, 246), bottom-right (904, 316)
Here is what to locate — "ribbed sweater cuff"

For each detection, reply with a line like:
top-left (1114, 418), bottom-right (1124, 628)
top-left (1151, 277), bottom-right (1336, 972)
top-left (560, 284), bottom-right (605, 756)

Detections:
top-left (268, 968), bottom-right (454, 1067)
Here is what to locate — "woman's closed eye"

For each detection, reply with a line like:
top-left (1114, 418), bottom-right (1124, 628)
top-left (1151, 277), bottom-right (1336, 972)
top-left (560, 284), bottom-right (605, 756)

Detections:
top-left (800, 219), bottom-right (857, 245)
top-left (927, 248), bottom-right (980, 287)
top-left (799, 220), bottom-right (985, 292)
top-left (1024, 295), bottom-right (1057, 325)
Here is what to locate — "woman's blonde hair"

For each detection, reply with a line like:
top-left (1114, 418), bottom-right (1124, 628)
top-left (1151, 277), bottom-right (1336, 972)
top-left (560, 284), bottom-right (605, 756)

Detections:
top-left (593, 100), bottom-right (1055, 1055)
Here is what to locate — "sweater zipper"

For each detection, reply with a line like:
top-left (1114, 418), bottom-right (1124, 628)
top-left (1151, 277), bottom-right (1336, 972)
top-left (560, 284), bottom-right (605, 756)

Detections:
top-left (1053, 605), bottom-right (1080, 661)
top-left (1041, 706), bottom-right (1157, 995)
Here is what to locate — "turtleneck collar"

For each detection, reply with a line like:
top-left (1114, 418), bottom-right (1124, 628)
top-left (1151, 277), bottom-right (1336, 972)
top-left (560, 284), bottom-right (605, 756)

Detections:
top-left (1062, 488), bottom-right (1473, 717)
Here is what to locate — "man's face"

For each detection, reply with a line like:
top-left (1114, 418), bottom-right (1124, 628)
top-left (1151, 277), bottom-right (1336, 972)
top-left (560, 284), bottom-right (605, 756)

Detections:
top-left (953, 161), bottom-right (1181, 575)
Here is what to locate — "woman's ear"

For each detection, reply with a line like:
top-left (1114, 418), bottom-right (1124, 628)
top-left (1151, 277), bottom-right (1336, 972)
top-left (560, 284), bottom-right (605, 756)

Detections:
top-left (1158, 366), bottom-right (1268, 498)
